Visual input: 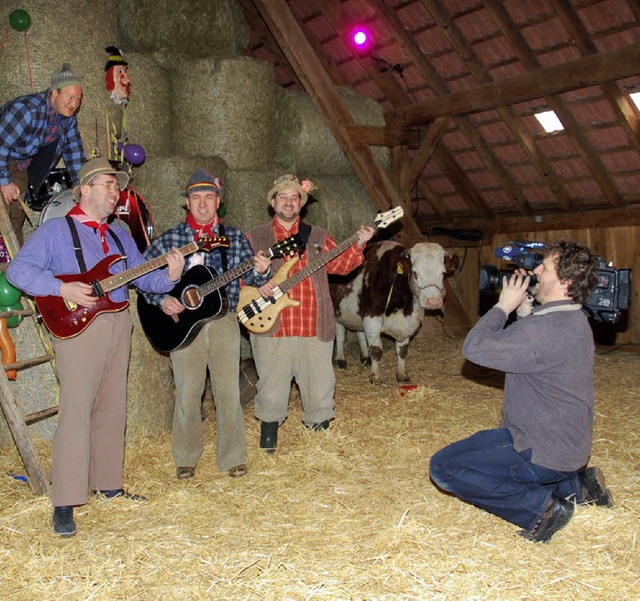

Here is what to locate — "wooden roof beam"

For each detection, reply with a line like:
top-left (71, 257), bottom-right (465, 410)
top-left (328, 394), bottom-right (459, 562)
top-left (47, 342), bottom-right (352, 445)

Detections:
top-left (433, 147), bottom-right (493, 218)
top-left (401, 116), bottom-right (450, 193)
top-left (550, 0), bottom-right (640, 156)
top-left (422, 0), bottom-right (573, 212)
top-left (251, 0), bottom-right (423, 241)
top-left (483, 0), bottom-right (624, 208)
top-left (316, 0), bottom-right (461, 229)
top-left (391, 41), bottom-right (640, 126)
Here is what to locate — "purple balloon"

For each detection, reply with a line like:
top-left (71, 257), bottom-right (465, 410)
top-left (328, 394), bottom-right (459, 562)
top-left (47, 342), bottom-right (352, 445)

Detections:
top-left (123, 143), bottom-right (146, 166)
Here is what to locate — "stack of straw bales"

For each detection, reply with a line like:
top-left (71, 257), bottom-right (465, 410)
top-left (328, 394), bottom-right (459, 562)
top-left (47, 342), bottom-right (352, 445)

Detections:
top-left (0, 0), bottom-right (390, 443)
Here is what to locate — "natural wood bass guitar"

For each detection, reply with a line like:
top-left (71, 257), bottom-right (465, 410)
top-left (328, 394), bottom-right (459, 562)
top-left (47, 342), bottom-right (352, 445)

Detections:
top-left (136, 234), bottom-right (302, 353)
top-left (237, 207), bottom-right (404, 334)
top-left (35, 234), bottom-right (229, 339)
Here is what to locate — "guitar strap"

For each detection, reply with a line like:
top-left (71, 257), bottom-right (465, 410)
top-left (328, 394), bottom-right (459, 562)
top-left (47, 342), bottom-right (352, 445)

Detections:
top-left (297, 221), bottom-right (311, 257)
top-left (65, 216), bottom-right (128, 273)
top-left (217, 223), bottom-right (228, 272)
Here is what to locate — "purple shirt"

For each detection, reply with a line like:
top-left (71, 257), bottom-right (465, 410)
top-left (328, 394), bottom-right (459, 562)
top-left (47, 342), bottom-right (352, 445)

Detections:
top-left (7, 216), bottom-right (175, 302)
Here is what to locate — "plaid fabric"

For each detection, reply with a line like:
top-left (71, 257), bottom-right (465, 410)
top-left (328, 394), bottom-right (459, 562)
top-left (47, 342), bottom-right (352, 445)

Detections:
top-left (142, 221), bottom-right (270, 311)
top-left (0, 91), bottom-right (85, 186)
top-left (271, 218), bottom-right (364, 337)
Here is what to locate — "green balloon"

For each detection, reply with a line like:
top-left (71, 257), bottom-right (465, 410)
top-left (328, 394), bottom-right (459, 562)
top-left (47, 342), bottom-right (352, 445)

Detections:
top-left (0, 272), bottom-right (22, 306)
top-left (0, 302), bottom-right (23, 328)
top-left (9, 9), bottom-right (31, 32)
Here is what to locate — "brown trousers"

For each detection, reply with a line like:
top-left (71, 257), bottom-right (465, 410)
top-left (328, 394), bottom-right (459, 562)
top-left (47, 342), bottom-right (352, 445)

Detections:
top-left (51, 311), bottom-right (133, 507)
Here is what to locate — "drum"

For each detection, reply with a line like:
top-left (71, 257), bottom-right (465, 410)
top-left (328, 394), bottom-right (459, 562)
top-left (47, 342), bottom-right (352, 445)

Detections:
top-left (27, 168), bottom-right (73, 211)
top-left (39, 186), bottom-right (156, 252)
top-left (38, 189), bottom-right (74, 224)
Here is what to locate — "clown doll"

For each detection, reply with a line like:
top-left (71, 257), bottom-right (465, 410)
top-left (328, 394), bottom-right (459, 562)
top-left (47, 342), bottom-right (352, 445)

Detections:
top-left (104, 46), bottom-right (130, 164)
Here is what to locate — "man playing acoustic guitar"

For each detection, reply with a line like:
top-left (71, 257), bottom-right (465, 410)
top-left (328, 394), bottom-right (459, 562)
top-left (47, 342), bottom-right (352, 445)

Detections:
top-left (246, 174), bottom-right (375, 453)
top-left (7, 157), bottom-right (186, 537)
top-left (141, 169), bottom-right (271, 482)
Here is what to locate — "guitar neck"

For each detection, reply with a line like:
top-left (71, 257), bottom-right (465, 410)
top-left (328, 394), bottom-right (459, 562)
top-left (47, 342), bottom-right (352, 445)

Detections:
top-left (196, 244), bottom-right (286, 297)
top-left (278, 221), bottom-right (374, 294)
top-left (100, 241), bottom-right (201, 293)
top-left (199, 258), bottom-right (255, 296)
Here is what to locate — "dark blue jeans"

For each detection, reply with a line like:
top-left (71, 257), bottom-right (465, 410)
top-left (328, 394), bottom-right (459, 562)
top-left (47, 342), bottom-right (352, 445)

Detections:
top-left (429, 428), bottom-right (582, 530)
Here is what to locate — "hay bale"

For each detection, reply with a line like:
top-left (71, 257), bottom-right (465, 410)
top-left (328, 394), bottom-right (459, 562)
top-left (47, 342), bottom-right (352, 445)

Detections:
top-left (129, 155), bottom-right (228, 237)
top-left (307, 174), bottom-right (377, 241)
top-left (223, 168), bottom-right (281, 232)
top-left (0, 0), bottom-right (119, 105)
top-left (119, 0), bottom-right (249, 68)
top-left (223, 170), bottom-right (376, 243)
top-left (118, 52), bottom-right (172, 157)
top-left (172, 57), bottom-right (276, 170)
top-left (276, 87), bottom-right (391, 175)
top-left (0, 0), bottom-right (120, 160)
top-left (126, 291), bottom-right (175, 439)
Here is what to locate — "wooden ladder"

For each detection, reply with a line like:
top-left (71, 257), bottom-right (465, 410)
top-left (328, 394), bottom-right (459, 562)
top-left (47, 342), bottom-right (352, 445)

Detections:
top-left (0, 200), bottom-right (57, 496)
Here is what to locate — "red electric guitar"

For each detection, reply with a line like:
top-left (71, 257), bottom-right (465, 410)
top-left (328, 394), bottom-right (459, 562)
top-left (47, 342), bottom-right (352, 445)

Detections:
top-left (35, 234), bottom-right (229, 339)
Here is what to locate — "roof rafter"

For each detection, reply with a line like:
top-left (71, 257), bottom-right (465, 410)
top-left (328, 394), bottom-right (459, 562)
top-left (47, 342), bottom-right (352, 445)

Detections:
top-left (250, 0), bottom-right (423, 241)
top-left (421, 0), bottom-right (573, 213)
top-left (483, 0), bottom-right (624, 208)
top-left (392, 41), bottom-right (640, 125)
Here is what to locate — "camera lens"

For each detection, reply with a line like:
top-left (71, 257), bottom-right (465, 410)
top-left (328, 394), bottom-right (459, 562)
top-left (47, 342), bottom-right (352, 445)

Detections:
top-left (479, 265), bottom-right (538, 293)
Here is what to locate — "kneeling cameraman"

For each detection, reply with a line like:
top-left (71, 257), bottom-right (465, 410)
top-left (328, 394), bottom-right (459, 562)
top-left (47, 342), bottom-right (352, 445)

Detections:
top-left (430, 240), bottom-right (613, 543)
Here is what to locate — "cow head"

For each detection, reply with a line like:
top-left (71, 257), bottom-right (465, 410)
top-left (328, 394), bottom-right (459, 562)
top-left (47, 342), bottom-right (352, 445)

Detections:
top-left (404, 242), bottom-right (448, 311)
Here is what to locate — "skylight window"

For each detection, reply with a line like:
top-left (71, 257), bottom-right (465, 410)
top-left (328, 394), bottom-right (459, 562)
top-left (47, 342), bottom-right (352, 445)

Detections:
top-left (534, 110), bottom-right (564, 133)
top-left (630, 91), bottom-right (640, 111)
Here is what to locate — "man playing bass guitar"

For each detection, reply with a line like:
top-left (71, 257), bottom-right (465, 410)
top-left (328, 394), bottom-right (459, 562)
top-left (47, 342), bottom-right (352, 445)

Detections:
top-left (246, 174), bottom-right (375, 454)
top-left (140, 169), bottom-right (271, 482)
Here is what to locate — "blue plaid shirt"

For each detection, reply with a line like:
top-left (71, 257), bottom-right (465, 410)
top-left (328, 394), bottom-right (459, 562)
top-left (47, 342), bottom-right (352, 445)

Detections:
top-left (142, 221), bottom-right (270, 311)
top-left (0, 90), bottom-right (85, 186)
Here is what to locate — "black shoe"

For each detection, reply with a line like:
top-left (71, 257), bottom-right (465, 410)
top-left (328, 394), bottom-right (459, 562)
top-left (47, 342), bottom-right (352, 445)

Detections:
top-left (52, 506), bottom-right (76, 537)
top-left (311, 420), bottom-right (330, 431)
top-left (92, 488), bottom-right (148, 502)
top-left (260, 421), bottom-right (279, 454)
top-left (579, 466), bottom-right (614, 508)
top-left (519, 495), bottom-right (575, 543)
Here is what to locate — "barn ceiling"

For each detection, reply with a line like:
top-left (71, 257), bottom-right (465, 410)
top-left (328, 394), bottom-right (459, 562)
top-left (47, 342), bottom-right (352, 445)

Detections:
top-left (238, 0), bottom-right (640, 240)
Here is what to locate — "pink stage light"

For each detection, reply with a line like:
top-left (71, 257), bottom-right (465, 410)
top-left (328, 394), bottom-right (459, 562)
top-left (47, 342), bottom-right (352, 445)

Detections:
top-left (352, 28), bottom-right (371, 52)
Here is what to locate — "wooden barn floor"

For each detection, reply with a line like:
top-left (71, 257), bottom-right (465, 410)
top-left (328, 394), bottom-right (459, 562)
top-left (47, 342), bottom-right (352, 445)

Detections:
top-left (0, 320), bottom-right (638, 600)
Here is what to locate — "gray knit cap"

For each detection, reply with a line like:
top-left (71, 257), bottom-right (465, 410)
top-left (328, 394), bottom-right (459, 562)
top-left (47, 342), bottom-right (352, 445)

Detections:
top-left (50, 63), bottom-right (82, 90)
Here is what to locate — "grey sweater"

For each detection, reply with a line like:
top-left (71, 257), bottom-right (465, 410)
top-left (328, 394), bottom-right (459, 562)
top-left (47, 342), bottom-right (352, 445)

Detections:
top-left (462, 301), bottom-right (595, 471)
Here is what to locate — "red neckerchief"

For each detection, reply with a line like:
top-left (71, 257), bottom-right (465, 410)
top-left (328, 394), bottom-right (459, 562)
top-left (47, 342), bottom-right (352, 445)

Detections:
top-left (185, 213), bottom-right (218, 241)
top-left (67, 204), bottom-right (110, 254)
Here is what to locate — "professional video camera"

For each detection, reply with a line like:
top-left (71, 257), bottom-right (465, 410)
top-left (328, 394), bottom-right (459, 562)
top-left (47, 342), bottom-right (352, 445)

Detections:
top-left (479, 241), bottom-right (632, 323)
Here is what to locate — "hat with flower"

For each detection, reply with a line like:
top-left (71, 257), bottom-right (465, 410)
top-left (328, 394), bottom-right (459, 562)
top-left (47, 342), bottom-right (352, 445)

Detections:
top-left (267, 174), bottom-right (316, 207)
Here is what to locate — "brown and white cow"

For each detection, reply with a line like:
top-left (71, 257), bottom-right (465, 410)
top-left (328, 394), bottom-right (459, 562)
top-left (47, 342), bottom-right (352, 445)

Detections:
top-left (330, 241), bottom-right (449, 384)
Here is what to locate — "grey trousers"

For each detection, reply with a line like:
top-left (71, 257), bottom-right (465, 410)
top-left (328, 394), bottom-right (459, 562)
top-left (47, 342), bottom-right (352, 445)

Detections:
top-left (251, 335), bottom-right (336, 426)
top-left (169, 313), bottom-right (246, 472)
top-left (51, 311), bottom-right (133, 507)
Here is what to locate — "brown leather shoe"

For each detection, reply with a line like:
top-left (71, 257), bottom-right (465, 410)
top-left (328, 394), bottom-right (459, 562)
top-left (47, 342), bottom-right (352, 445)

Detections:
top-left (176, 466), bottom-right (195, 479)
top-left (228, 464), bottom-right (248, 478)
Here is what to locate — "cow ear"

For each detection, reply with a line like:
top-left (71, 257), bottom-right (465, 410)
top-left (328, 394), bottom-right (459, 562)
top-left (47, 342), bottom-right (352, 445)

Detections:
top-left (443, 251), bottom-right (460, 274)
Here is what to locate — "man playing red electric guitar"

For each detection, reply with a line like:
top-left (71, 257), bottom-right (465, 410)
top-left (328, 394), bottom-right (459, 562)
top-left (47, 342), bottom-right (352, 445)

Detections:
top-left (7, 157), bottom-right (185, 537)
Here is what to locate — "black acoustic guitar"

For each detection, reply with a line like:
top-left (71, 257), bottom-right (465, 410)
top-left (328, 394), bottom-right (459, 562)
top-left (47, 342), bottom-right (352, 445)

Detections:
top-left (137, 235), bottom-right (302, 353)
